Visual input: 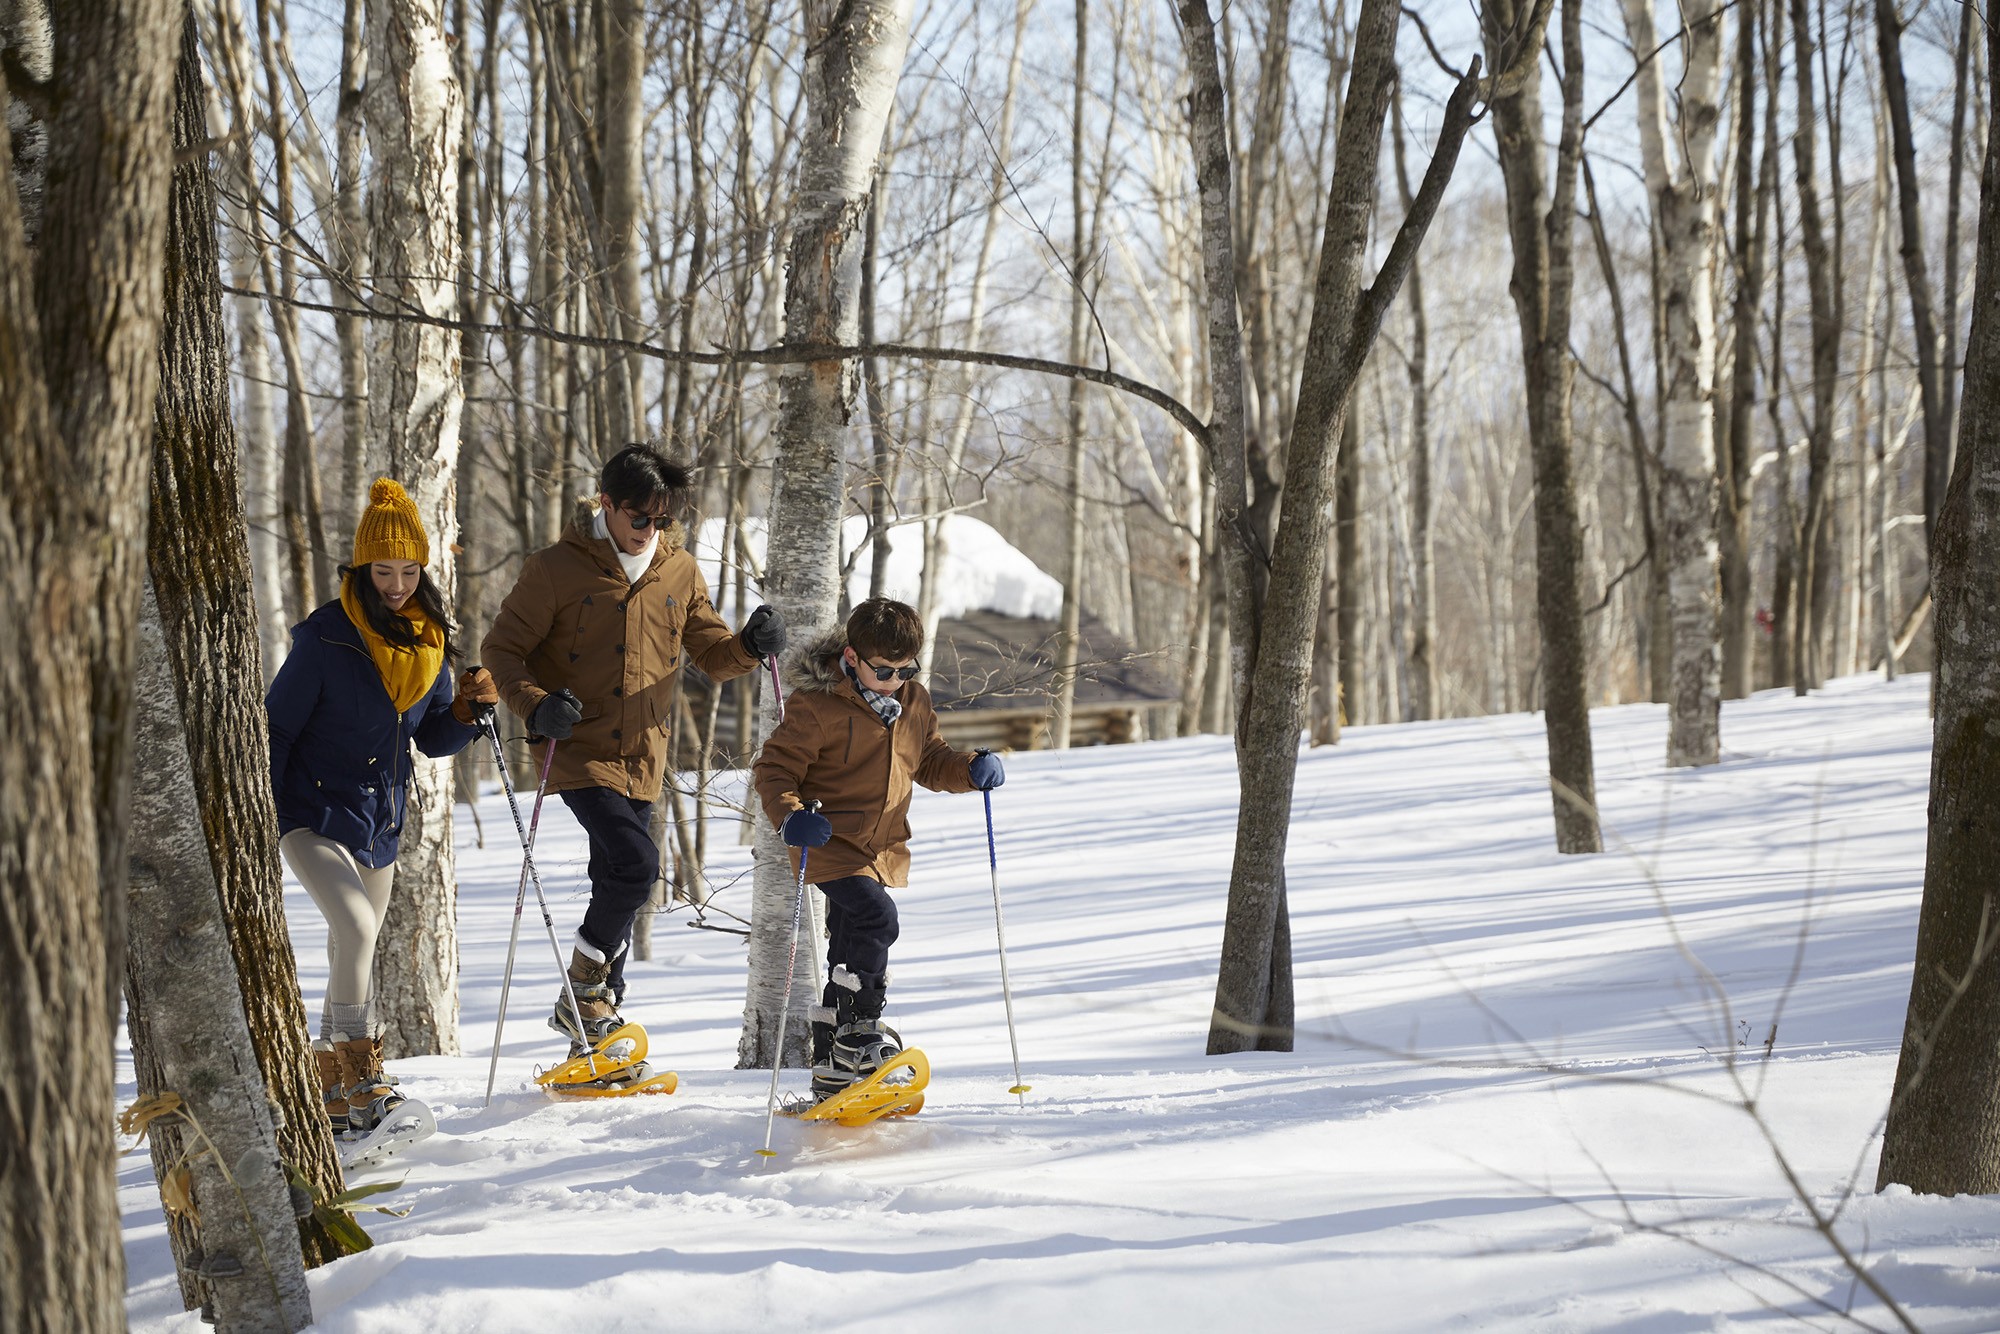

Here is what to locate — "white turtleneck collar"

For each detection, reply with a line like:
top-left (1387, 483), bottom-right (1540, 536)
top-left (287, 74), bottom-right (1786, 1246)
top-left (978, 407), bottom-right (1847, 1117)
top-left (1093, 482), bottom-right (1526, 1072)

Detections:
top-left (593, 507), bottom-right (658, 584)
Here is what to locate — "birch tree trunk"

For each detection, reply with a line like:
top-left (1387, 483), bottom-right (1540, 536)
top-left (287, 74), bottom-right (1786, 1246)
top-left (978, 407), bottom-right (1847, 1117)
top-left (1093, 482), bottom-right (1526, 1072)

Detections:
top-left (1206, 0), bottom-right (1486, 1053)
top-left (1391, 80), bottom-right (1436, 723)
top-left (1620, 0), bottom-right (1725, 767)
top-left (1876, 10), bottom-right (2000, 1191)
top-left (1484, 0), bottom-right (1600, 852)
top-left (0, 1), bottom-right (180, 1325)
top-left (1049, 0), bottom-right (1090, 751)
top-left (1720, 0), bottom-right (1775, 699)
top-left (365, 0), bottom-right (466, 1058)
top-left (1788, 0), bottom-right (1841, 695)
top-left (335, 0), bottom-right (370, 534)
top-left (739, 0), bottom-right (913, 1071)
top-left (130, 585), bottom-right (313, 1331)
top-left (145, 20), bottom-right (346, 1260)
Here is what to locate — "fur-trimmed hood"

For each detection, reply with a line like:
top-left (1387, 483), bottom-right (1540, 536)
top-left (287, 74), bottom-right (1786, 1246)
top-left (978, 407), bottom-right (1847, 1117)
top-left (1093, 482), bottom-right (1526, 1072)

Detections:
top-left (781, 627), bottom-right (851, 696)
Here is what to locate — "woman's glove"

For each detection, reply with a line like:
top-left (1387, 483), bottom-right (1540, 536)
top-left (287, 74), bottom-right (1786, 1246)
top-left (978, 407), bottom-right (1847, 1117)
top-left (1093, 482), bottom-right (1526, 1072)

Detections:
top-left (451, 666), bottom-right (502, 725)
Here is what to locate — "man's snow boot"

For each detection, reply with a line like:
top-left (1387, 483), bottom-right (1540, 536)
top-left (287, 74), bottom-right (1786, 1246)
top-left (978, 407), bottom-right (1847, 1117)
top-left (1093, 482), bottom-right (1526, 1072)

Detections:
top-left (549, 946), bottom-right (623, 1055)
top-left (335, 1036), bottom-right (403, 1135)
top-left (313, 1043), bottom-right (350, 1139)
top-left (810, 966), bottom-right (900, 1103)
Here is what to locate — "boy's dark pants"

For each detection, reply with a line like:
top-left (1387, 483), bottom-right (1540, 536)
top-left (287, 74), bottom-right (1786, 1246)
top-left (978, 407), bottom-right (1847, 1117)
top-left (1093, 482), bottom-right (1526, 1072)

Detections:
top-left (815, 873), bottom-right (900, 995)
top-left (559, 786), bottom-right (657, 1000)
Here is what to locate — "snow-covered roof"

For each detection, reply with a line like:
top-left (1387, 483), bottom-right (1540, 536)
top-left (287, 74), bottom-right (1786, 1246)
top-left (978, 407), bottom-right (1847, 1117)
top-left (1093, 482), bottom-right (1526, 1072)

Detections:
top-left (693, 513), bottom-right (1064, 622)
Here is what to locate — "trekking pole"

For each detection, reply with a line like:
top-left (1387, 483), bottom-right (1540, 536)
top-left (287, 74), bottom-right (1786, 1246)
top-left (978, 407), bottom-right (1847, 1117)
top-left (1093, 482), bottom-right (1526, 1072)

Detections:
top-left (757, 800), bottom-right (819, 1159)
top-left (486, 714), bottom-right (605, 1087)
top-left (483, 712), bottom-right (557, 1106)
top-left (984, 788), bottom-right (1030, 1104)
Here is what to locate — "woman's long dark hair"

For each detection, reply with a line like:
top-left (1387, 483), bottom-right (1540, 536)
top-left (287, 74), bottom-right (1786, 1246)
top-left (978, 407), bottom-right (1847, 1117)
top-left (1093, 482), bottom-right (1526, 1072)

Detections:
top-left (341, 564), bottom-right (463, 663)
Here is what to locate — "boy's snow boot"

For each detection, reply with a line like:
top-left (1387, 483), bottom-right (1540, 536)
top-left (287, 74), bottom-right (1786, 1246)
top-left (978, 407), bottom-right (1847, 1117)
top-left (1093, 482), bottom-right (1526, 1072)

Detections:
top-left (312, 1043), bottom-right (350, 1139)
top-left (335, 1036), bottom-right (403, 1135)
top-left (549, 947), bottom-right (623, 1055)
top-left (811, 966), bottom-right (900, 1103)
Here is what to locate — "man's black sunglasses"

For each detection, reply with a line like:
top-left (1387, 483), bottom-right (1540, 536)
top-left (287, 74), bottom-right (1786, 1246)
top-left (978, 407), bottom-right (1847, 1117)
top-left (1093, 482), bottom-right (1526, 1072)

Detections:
top-left (621, 507), bottom-right (673, 530)
top-left (862, 659), bottom-right (921, 682)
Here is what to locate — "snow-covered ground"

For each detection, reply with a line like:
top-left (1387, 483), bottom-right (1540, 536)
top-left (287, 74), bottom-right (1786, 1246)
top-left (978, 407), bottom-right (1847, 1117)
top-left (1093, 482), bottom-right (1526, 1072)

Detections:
top-left (120, 675), bottom-right (2000, 1332)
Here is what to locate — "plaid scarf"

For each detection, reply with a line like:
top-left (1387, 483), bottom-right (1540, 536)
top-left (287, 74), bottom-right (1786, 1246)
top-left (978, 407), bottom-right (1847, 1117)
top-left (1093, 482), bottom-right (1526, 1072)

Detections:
top-left (842, 658), bottom-right (903, 728)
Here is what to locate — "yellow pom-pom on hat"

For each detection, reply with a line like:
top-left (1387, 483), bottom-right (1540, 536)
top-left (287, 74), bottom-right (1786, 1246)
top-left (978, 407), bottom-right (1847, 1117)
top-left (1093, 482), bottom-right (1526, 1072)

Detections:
top-left (352, 478), bottom-right (429, 567)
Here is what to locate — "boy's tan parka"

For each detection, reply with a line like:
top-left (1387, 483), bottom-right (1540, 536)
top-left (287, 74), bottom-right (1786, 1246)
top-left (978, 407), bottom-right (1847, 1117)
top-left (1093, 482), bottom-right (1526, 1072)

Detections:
top-left (754, 629), bottom-right (978, 884)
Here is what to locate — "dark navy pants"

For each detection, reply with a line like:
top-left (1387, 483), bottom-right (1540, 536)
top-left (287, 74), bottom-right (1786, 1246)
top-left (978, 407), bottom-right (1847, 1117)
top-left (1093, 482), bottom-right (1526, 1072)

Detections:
top-left (559, 787), bottom-right (657, 998)
top-left (815, 873), bottom-right (900, 987)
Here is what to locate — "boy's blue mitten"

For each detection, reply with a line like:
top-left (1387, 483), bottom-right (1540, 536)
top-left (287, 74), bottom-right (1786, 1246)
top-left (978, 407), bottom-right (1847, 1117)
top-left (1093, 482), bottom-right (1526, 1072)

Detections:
top-left (968, 749), bottom-right (1005, 791)
top-left (781, 807), bottom-right (832, 847)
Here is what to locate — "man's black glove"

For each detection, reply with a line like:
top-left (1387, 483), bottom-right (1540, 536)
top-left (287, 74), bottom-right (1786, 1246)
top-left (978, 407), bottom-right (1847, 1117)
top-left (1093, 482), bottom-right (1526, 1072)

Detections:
top-left (530, 688), bottom-right (584, 741)
top-left (739, 604), bottom-right (788, 658)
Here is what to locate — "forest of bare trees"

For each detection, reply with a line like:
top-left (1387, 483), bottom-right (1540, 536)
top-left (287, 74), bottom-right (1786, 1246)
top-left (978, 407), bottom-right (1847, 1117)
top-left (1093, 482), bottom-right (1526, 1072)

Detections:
top-left (3, 0), bottom-right (1998, 1324)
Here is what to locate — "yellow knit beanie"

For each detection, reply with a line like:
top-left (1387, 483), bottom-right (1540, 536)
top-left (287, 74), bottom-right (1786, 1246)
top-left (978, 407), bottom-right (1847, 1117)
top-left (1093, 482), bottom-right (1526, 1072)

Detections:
top-left (352, 478), bottom-right (429, 566)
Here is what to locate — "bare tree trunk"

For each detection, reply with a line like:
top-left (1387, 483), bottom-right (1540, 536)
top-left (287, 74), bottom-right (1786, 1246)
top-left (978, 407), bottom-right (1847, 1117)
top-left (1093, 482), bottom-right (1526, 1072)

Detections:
top-left (1391, 79), bottom-right (1436, 722)
top-left (1621, 0), bottom-right (1726, 767)
top-left (145, 21), bottom-right (346, 1260)
top-left (1485, 0), bottom-right (1600, 852)
top-left (739, 0), bottom-right (913, 1071)
top-left (0, 2), bottom-right (181, 1325)
top-left (130, 585), bottom-right (313, 1330)
top-left (1176, 0), bottom-right (1263, 726)
top-left (1207, 0), bottom-right (1486, 1053)
top-left (1050, 0), bottom-right (1090, 751)
top-left (1789, 0), bottom-right (1842, 695)
top-left (0, 0), bottom-right (49, 242)
top-left (1720, 0), bottom-right (1776, 699)
top-left (1875, 0), bottom-right (1950, 555)
top-left (1876, 12), bottom-right (2000, 1190)
top-left (600, 0), bottom-right (645, 442)
top-left (365, 0), bottom-right (466, 1058)
top-left (334, 0), bottom-right (370, 531)
top-left (1335, 406), bottom-right (1361, 726)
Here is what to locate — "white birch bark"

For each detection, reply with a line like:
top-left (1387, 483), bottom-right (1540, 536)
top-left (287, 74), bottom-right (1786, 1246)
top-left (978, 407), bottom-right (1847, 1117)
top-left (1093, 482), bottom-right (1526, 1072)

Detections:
top-left (128, 585), bottom-right (313, 1333)
top-left (364, 0), bottom-right (466, 1057)
top-left (1619, 0), bottom-right (1725, 767)
top-left (739, 0), bottom-right (914, 1071)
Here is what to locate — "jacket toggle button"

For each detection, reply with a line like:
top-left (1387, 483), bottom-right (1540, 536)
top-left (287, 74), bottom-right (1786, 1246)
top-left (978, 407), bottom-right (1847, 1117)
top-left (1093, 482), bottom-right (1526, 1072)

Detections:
top-left (615, 643), bottom-right (625, 653)
top-left (612, 686), bottom-right (622, 697)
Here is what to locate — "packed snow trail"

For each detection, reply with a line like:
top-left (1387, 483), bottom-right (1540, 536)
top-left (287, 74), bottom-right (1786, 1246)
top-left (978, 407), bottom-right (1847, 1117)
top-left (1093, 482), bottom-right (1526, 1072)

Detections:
top-left (120, 675), bottom-right (2000, 1332)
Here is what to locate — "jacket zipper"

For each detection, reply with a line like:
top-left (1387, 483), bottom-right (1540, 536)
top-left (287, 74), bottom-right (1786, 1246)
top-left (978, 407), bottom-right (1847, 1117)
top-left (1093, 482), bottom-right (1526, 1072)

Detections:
top-left (331, 636), bottom-right (412, 842)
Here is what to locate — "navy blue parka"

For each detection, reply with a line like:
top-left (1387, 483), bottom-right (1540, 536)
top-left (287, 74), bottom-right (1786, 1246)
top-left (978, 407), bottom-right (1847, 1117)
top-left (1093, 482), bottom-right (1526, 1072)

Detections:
top-left (266, 601), bottom-right (482, 868)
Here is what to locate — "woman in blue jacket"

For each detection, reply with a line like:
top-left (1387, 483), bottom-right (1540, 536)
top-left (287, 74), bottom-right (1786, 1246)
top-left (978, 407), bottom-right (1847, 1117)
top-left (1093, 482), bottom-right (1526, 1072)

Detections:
top-left (266, 478), bottom-right (497, 1151)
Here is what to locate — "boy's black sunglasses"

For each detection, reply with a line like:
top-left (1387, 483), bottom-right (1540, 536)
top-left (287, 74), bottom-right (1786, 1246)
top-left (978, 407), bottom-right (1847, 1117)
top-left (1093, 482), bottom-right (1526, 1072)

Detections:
top-left (621, 508), bottom-right (672, 530)
top-left (862, 660), bottom-right (921, 682)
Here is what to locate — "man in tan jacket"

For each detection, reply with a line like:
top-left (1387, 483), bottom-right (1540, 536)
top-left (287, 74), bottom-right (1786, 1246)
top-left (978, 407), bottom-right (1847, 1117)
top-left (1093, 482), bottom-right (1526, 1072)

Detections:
top-left (484, 444), bottom-right (785, 1059)
top-left (753, 597), bottom-right (1004, 1102)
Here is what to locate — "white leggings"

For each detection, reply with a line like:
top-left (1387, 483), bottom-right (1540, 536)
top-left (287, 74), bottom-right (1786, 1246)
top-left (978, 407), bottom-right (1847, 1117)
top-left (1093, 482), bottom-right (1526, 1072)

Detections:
top-left (281, 829), bottom-right (395, 1039)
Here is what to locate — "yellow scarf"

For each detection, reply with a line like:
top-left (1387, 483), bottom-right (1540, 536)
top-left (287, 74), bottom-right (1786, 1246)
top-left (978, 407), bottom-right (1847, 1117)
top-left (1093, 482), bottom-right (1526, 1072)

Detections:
top-left (341, 582), bottom-right (445, 714)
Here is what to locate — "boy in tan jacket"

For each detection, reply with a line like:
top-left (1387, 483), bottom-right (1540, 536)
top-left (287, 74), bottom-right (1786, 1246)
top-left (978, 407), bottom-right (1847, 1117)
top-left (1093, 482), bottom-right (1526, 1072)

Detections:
top-left (754, 598), bottom-right (1004, 1101)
